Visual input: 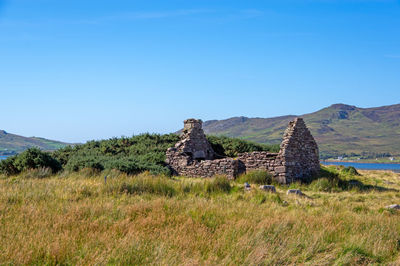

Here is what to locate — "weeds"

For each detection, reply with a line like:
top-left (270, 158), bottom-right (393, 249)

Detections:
top-left (237, 170), bottom-right (273, 185)
top-left (205, 176), bottom-right (232, 193)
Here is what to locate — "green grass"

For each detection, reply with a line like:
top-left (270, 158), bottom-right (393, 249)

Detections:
top-left (1, 168), bottom-right (400, 264)
top-left (236, 170), bottom-right (274, 185)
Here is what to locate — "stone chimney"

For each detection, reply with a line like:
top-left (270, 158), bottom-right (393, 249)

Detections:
top-left (183, 118), bottom-right (202, 132)
top-left (175, 119), bottom-right (215, 160)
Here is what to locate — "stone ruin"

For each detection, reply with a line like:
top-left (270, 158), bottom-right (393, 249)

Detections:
top-left (166, 118), bottom-right (320, 184)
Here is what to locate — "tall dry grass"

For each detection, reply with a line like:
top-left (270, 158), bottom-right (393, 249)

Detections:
top-left (1, 169), bottom-right (400, 264)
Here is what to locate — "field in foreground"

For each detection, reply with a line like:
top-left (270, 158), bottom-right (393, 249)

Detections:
top-left (1, 168), bottom-right (400, 265)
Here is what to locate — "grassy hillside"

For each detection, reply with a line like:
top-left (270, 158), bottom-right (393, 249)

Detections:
top-left (0, 130), bottom-right (68, 155)
top-left (203, 103), bottom-right (400, 158)
top-left (1, 168), bottom-right (400, 264)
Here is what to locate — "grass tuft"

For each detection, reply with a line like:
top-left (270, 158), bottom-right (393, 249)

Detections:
top-left (237, 170), bottom-right (273, 185)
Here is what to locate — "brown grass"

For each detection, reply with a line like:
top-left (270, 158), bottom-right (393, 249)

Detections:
top-left (1, 169), bottom-right (400, 265)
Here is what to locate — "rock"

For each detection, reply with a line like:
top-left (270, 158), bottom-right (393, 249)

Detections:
top-left (274, 166), bottom-right (286, 173)
top-left (259, 185), bottom-right (276, 193)
top-left (287, 189), bottom-right (303, 196)
top-left (384, 180), bottom-right (394, 185)
top-left (386, 204), bottom-right (400, 210)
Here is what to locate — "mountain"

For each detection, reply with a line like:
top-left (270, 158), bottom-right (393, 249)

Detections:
top-left (0, 130), bottom-right (69, 155)
top-left (202, 103), bottom-right (400, 158)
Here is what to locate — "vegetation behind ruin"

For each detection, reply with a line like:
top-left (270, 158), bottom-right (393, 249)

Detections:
top-left (0, 134), bottom-right (280, 176)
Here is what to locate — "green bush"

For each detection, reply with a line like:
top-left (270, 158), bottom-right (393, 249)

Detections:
top-left (0, 156), bottom-right (19, 176)
top-left (311, 166), bottom-right (368, 192)
top-left (65, 156), bottom-right (105, 172)
top-left (341, 166), bottom-right (360, 176)
top-left (237, 170), bottom-right (273, 185)
top-left (53, 133), bottom-right (279, 176)
top-left (3, 133), bottom-right (281, 176)
top-left (207, 135), bottom-right (279, 158)
top-left (0, 148), bottom-right (61, 176)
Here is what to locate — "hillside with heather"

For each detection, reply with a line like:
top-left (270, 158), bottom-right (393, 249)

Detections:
top-left (202, 103), bottom-right (400, 158)
top-left (0, 130), bottom-right (68, 155)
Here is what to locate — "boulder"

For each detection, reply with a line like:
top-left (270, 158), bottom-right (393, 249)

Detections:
top-left (259, 185), bottom-right (276, 193)
top-left (287, 189), bottom-right (303, 196)
top-left (386, 204), bottom-right (400, 210)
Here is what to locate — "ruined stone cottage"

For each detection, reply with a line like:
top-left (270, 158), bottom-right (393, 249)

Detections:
top-left (166, 118), bottom-right (320, 184)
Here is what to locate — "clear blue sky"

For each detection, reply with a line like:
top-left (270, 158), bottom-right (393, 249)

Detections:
top-left (0, 0), bottom-right (399, 143)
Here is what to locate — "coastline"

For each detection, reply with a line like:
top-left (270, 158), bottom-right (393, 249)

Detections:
top-left (322, 160), bottom-right (400, 165)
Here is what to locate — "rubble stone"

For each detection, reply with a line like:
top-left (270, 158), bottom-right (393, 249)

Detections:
top-left (286, 189), bottom-right (303, 196)
top-left (386, 204), bottom-right (400, 210)
top-left (259, 185), bottom-right (276, 193)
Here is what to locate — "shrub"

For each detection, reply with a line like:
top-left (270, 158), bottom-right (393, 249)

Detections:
top-left (3, 133), bottom-right (281, 177)
top-left (52, 133), bottom-right (277, 177)
top-left (237, 170), bottom-right (273, 185)
top-left (207, 135), bottom-right (280, 158)
top-left (0, 148), bottom-right (61, 176)
top-left (64, 156), bottom-right (105, 172)
top-left (0, 156), bottom-right (19, 176)
top-left (311, 166), bottom-right (367, 192)
top-left (341, 166), bottom-right (360, 176)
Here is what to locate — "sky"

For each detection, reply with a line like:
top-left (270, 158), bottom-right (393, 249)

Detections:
top-left (0, 0), bottom-right (399, 143)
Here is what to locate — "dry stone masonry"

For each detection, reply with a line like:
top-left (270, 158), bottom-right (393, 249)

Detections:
top-left (166, 117), bottom-right (320, 184)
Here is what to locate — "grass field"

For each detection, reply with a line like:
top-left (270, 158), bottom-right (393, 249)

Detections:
top-left (1, 167), bottom-right (400, 265)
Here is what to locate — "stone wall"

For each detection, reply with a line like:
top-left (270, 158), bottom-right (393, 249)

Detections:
top-left (237, 152), bottom-right (278, 172)
top-left (275, 118), bottom-right (320, 183)
top-left (165, 150), bottom-right (239, 179)
top-left (166, 117), bottom-right (320, 183)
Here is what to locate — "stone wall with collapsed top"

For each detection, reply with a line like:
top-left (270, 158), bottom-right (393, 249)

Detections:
top-left (275, 118), bottom-right (320, 183)
top-left (166, 117), bottom-right (320, 183)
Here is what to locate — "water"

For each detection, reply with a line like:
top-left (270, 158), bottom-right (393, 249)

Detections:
top-left (0, 155), bottom-right (9, 161)
top-left (322, 161), bottom-right (400, 171)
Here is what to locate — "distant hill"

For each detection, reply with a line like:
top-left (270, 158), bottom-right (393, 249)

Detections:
top-left (202, 103), bottom-right (400, 158)
top-left (0, 130), bottom-right (69, 155)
